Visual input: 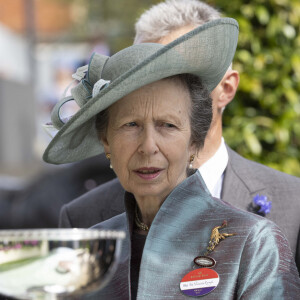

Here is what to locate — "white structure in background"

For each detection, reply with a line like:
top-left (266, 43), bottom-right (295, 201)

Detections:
top-left (35, 43), bottom-right (93, 154)
top-left (0, 24), bottom-right (31, 83)
top-left (0, 23), bottom-right (36, 174)
top-left (0, 22), bottom-right (110, 177)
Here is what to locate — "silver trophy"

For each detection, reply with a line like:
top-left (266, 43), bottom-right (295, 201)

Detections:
top-left (0, 229), bottom-right (125, 299)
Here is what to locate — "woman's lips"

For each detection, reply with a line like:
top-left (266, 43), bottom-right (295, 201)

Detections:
top-left (134, 167), bottom-right (163, 180)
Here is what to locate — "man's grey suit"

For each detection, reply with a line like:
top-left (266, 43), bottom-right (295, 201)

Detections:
top-left (59, 146), bottom-right (300, 270)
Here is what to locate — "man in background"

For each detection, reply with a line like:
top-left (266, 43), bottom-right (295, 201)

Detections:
top-left (58, 0), bottom-right (300, 270)
top-left (0, 154), bottom-right (115, 229)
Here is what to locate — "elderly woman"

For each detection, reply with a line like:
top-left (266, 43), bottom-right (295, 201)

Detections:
top-left (44, 19), bottom-right (299, 299)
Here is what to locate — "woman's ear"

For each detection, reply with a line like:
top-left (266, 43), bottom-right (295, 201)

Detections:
top-left (101, 135), bottom-right (111, 154)
top-left (216, 70), bottom-right (239, 109)
top-left (189, 141), bottom-right (197, 160)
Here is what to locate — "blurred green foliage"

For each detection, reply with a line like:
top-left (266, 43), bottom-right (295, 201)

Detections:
top-left (66, 0), bottom-right (300, 177)
top-left (209, 0), bottom-right (300, 176)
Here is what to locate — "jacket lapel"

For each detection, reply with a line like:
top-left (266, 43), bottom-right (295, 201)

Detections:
top-left (137, 172), bottom-right (219, 299)
top-left (221, 145), bottom-right (267, 211)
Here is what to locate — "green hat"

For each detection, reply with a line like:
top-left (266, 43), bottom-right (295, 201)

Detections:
top-left (43, 18), bottom-right (239, 164)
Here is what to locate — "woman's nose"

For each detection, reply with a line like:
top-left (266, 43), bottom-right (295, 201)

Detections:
top-left (138, 127), bottom-right (159, 155)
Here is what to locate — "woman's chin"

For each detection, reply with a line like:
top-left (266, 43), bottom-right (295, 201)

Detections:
top-left (130, 184), bottom-right (170, 202)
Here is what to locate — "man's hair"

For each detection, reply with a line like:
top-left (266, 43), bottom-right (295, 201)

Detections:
top-left (134, 0), bottom-right (221, 44)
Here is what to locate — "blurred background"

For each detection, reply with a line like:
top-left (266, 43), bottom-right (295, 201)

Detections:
top-left (0, 0), bottom-right (299, 229)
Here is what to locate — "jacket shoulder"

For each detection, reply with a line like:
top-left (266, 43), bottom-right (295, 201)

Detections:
top-left (59, 178), bottom-right (125, 228)
top-left (65, 178), bottom-right (124, 208)
top-left (91, 212), bottom-right (127, 231)
top-left (227, 146), bottom-right (300, 186)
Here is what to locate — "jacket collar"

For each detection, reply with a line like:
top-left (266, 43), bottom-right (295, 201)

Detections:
top-left (222, 145), bottom-right (266, 196)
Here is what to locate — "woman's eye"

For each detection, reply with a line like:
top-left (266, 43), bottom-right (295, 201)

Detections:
top-left (164, 123), bottom-right (176, 128)
top-left (125, 122), bottom-right (137, 127)
top-left (157, 121), bottom-right (176, 129)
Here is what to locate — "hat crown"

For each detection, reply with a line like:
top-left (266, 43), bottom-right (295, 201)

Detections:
top-left (103, 43), bottom-right (163, 81)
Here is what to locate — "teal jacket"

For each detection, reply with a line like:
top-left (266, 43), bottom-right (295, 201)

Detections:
top-left (90, 171), bottom-right (300, 299)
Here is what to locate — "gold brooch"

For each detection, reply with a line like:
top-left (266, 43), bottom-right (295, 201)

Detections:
top-left (205, 220), bottom-right (236, 255)
top-left (194, 220), bottom-right (236, 268)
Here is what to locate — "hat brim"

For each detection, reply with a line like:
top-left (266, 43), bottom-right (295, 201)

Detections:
top-left (43, 18), bottom-right (239, 164)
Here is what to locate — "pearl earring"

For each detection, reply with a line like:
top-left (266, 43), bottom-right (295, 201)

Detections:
top-left (189, 154), bottom-right (195, 169)
top-left (106, 153), bottom-right (113, 169)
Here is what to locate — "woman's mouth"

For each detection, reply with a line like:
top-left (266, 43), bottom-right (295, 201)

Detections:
top-left (134, 168), bottom-right (163, 180)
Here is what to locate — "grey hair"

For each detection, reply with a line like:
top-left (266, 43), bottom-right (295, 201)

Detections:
top-left (178, 74), bottom-right (212, 150)
top-left (134, 0), bottom-right (221, 44)
top-left (95, 74), bottom-right (212, 151)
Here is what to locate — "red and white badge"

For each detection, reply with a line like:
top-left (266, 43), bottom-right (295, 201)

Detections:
top-left (180, 268), bottom-right (219, 297)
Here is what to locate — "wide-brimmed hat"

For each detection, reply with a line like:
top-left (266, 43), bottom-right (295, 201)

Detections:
top-left (43, 18), bottom-right (238, 164)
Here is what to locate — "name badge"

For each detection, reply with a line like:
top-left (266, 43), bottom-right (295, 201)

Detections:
top-left (180, 268), bottom-right (219, 297)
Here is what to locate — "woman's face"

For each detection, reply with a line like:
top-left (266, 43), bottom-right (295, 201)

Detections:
top-left (102, 78), bottom-right (195, 202)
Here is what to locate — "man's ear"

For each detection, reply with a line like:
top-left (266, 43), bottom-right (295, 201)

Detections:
top-left (216, 70), bottom-right (239, 109)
